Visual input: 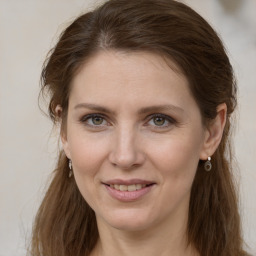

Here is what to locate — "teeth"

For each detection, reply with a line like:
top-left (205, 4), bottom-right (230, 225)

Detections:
top-left (128, 184), bottom-right (136, 191)
top-left (136, 184), bottom-right (142, 190)
top-left (120, 185), bottom-right (127, 191)
top-left (109, 184), bottom-right (148, 191)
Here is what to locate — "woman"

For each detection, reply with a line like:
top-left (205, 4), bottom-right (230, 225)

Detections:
top-left (31, 0), bottom-right (248, 255)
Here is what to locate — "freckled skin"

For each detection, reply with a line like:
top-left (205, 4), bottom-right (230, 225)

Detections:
top-left (62, 50), bottom-right (208, 233)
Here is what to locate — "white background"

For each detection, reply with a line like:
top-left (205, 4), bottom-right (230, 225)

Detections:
top-left (0, 0), bottom-right (255, 255)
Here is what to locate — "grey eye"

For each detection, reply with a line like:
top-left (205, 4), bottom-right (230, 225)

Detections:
top-left (82, 115), bottom-right (108, 126)
top-left (91, 116), bottom-right (104, 125)
top-left (152, 116), bottom-right (167, 126)
top-left (146, 114), bottom-right (176, 128)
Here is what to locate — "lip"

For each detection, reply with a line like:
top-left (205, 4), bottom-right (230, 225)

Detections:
top-left (103, 179), bottom-right (155, 186)
top-left (103, 179), bottom-right (156, 202)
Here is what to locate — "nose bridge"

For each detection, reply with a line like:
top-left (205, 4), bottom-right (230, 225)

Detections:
top-left (109, 123), bottom-right (143, 169)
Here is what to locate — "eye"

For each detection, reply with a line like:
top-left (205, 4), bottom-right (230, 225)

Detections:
top-left (90, 116), bottom-right (104, 125)
top-left (152, 116), bottom-right (167, 126)
top-left (81, 114), bottom-right (108, 127)
top-left (147, 114), bottom-right (176, 128)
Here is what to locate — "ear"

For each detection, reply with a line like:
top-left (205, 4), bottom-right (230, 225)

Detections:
top-left (55, 105), bottom-right (62, 119)
top-left (200, 103), bottom-right (227, 160)
top-left (55, 105), bottom-right (71, 159)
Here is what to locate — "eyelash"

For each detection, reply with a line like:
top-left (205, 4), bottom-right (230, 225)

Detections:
top-left (80, 114), bottom-right (109, 128)
top-left (146, 113), bottom-right (177, 129)
top-left (80, 113), bottom-right (177, 129)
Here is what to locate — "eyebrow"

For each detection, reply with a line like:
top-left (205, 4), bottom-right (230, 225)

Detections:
top-left (74, 103), bottom-right (116, 115)
top-left (138, 105), bottom-right (184, 115)
top-left (74, 103), bottom-right (184, 115)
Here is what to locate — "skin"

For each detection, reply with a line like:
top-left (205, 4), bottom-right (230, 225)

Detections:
top-left (61, 50), bottom-right (226, 256)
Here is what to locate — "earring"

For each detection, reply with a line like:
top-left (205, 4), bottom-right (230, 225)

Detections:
top-left (68, 159), bottom-right (73, 178)
top-left (204, 156), bottom-right (212, 171)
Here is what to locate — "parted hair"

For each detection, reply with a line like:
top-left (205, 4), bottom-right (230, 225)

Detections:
top-left (30, 0), bottom-right (248, 255)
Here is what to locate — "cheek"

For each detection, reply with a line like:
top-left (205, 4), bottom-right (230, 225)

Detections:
top-left (67, 133), bottom-right (110, 207)
top-left (148, 132), bottom-right (203, 181)
top-left (68, 132), bottom-right (109, 178)
top-left (147, 134), bottom-right (203, 213)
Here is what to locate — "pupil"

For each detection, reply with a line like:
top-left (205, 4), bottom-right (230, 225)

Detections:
top-left (154, 117), bottom-right (165, 126)
top-left (92, 117), bottom-right (103, 125)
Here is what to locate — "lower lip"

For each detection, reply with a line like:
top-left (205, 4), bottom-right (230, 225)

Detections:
top-left (105, 184), bottom-right (154, 202)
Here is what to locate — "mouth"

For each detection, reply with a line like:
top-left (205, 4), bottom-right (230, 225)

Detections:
top-left (102, 179), bottom-right (156, 201)
top-left (104, 183), bottom-right (154, 192)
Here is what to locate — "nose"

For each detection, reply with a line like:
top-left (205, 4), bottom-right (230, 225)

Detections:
top-left (108, 126), bottom-right (145, 170)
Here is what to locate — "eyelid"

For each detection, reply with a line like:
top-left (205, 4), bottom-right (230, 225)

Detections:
top-left (79, 112), bottom-right (177, 128)
top-left (145, 113), bottom-right (177, 127)
top-left (80, 113), bottom-right (110, 126)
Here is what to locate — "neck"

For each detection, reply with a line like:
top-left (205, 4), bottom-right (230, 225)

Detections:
top-left (90, 211), bottom-right (198, 256)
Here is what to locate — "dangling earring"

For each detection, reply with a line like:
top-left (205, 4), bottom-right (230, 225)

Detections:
top-left (204, 156), bottom-right (212, 171)
top-left (68, 159), bottom-right (73, 178)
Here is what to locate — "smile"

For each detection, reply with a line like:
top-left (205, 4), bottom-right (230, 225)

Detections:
top-left (103, 180), bottom-right (155, 201)
top-left (109, 184), bottom-right (147, 191)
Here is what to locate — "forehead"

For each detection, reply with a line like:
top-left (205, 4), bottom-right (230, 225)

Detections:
top-left (69, 50), bottom-right (198, 115)
top-left (74, 50), bottom-right (183, 83)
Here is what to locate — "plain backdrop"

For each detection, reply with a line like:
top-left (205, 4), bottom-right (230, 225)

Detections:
top-left (0, 0), bottom-right (255, 255)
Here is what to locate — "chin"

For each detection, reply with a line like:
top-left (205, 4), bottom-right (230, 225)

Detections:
top-left (98, 208), bottom-right (157, 232)
top-left (109, 220), bottom-right (153, 232)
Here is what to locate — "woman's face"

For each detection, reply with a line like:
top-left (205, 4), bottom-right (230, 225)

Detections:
top-left (62, 51), bottom-right (208, 232)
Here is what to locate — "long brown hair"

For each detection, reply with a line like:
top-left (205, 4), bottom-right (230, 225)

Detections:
top-left (30, 0), bottom-right (248, 255)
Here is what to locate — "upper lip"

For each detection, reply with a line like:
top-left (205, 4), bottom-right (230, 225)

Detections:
top-left (103, 179), bottom-right (156, 186)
